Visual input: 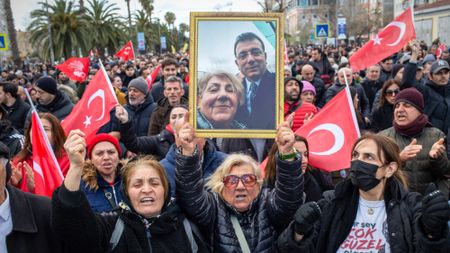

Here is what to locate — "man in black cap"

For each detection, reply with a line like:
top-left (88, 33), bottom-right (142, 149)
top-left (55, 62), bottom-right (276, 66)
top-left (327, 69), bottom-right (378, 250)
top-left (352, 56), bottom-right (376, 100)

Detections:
top-left (402, 41), bottom-right (450, 132)
top-left (34, 76), bottom-right (74, 120)
top-left (0, 142), bottom-right (64, 253)
top-left (379, 88), bottom-right (450, 196)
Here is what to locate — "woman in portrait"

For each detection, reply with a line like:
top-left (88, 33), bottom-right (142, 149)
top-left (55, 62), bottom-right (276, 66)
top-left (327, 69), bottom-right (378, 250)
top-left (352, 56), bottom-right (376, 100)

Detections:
top-left (197, 71), bottom-right (246, 129)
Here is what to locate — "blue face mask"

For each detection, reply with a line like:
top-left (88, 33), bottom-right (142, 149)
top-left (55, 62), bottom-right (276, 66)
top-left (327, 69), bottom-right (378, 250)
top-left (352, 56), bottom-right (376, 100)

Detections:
top-left (349, 160), bottom-right (381, 192)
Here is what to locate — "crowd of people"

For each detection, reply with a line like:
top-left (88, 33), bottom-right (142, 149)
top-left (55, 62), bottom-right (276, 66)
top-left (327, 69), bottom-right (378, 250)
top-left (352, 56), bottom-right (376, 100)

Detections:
top-left (1, 38), bottom-right (450, 252)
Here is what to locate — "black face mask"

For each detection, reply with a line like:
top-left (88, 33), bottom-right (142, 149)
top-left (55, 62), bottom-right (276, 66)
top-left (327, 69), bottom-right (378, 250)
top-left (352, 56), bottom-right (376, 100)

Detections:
top-left (349, 160), bottom-right (381, 192)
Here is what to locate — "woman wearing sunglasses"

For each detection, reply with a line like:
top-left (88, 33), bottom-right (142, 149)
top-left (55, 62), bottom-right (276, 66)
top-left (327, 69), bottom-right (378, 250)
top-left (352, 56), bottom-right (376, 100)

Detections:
top-left (371, 80), bottom-right (401, 133)
top-left (175, 116), bottom-right (304, 252)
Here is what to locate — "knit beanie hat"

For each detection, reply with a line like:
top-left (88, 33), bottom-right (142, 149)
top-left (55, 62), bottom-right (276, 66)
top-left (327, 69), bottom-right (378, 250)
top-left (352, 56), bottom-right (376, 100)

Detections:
top-left (395, 88), bottom-right (424, 112)
top-left (301, 80), bottom-right (316, 96)
top-left (391, 64), bottom-right (404, 79)
top-left (422, 54), bottom-right (436, 65)
top-left (87, 133), bottom-right (121, 159)
top-left (128, 77), bottom-right (148, 95)
top-left (36, 76), bottom-right (58, 95)
top-left (284, 77), bottom-right (303, 92)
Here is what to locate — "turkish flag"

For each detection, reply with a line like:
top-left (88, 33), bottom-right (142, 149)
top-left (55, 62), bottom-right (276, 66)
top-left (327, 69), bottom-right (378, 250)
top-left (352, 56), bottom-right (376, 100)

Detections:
top-left (146, 65), bottom-right (161, 90)
top-left (55, 57), bottom-right (90, 83)
top-left (31, 111), bottom-right (64, 197)
top-left (349, 7), bottom-right (416, 71)
top-left (436, 43), bottom-right (446, 59)
top-left (295, 87), bottom-right (360, 172)
top-left (115, 41), bottom-right (135, 61)
top-left (61, 65), bottom-right (118, 141)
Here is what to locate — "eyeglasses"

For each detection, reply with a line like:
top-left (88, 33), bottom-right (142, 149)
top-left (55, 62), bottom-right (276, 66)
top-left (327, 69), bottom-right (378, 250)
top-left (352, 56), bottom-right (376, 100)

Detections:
top-left (223, 174), bottom-right (257, 188)
top-left (385, 89), bottom-right (400, 96)
top-left (237, 48), bottom-right (264, 60)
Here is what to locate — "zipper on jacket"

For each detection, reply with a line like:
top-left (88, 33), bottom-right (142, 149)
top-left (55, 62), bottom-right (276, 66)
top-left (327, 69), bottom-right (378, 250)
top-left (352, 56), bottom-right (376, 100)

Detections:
top-left (146, 228), bottom-right (153, 253)
top-left (111, 184), bottom-right (118, 205)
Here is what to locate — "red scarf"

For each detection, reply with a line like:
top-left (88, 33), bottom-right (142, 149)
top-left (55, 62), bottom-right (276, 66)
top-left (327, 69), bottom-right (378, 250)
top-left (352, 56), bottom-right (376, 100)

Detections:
top-left (393, 114), bottom-right (431, 137)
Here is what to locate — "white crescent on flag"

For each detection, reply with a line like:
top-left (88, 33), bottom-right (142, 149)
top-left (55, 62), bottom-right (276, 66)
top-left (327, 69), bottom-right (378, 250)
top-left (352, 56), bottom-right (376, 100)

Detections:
top-left (307, 123), bottom-right (345, 156)
top-left (384, 21), bottom-right (406, 46)
top-left (87, 89), bottom-right (106, 121)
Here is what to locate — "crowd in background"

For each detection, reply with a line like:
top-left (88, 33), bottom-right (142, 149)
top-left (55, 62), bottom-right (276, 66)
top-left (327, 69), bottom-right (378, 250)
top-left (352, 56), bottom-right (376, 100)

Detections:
top-left (1, 39), bottom-right (450, 252)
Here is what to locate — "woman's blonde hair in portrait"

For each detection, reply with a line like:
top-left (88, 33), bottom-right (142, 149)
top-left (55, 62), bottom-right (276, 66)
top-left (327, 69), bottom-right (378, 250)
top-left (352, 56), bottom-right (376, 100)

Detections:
top-left (197, 71), bottom-right (245, 106)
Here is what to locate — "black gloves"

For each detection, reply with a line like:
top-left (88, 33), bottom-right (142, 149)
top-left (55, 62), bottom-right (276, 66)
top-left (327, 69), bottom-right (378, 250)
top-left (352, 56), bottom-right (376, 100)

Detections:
top-left (421, 183), bottom-right (450, 239)
top-left (294, 201), bottom-right (323, 236)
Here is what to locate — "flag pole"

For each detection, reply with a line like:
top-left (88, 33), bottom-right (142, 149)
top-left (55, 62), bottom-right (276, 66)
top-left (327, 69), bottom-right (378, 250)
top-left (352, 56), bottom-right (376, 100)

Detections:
top-left (98, 59), bottom-right (119, 105)
top-left (342, 69), bottom-right (361, 138)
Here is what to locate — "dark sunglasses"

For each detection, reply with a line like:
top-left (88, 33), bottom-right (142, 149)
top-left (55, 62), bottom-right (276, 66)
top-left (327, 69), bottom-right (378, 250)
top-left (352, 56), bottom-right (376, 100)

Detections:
top-left (385, 89), bottom-right (400, 96)
top-left (223, 174), bottom-right (257, 188)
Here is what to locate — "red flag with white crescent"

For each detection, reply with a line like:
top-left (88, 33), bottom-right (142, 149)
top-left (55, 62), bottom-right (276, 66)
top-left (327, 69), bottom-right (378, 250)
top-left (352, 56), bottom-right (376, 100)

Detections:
top-left (31, 111), bottom-right (64, 197)
top-left (115, 41), bottom-right (135, 61)
top-left (349, 7), bottom-right (416, 71)
top-left (55, 57), bottom-right (90, 83)
top-left (294, 87), bottom-right (360, 172)
top-left (61, 64), bottom-right (118, 141)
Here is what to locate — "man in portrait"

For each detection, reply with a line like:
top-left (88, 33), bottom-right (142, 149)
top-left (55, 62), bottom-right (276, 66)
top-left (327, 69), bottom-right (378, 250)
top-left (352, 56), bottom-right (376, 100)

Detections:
top-left (233, 32), bottom-right (276, 129)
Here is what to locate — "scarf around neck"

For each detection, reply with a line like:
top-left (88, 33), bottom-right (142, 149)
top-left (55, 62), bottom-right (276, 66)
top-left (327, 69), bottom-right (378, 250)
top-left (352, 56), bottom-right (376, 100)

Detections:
top-left (393, 113), bottom-right (431, 137)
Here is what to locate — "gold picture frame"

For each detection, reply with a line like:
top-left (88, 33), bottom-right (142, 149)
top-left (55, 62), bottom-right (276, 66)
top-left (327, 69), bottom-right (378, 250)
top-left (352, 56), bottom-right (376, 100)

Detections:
top-left (189, 12), bottom-right (284, 138)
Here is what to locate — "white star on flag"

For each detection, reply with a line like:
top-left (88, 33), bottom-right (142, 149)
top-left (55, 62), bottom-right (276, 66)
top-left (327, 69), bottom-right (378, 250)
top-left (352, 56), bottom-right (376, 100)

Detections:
top-left (83, 115), bottom-right (92, 128)
top-left (372, 35), bottom-right (382, 45)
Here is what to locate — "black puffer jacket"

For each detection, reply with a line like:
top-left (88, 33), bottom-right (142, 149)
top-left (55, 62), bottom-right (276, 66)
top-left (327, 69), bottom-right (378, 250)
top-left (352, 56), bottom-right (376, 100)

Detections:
top-left (175, 152), bottom-right (304, 253)
top-left (52, 184), bottom-right (209, 253)
top-left (119, 119), bottom-right (174, 160)
top-left (277, 179), bottom-right (450, 253)
top-left (123, 95), bottom-right (156, 137)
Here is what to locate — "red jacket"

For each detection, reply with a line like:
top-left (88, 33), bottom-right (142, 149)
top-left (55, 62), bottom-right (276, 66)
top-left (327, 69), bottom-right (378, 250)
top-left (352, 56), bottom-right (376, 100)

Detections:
top-left (284, 101), bottom-right (318, 132)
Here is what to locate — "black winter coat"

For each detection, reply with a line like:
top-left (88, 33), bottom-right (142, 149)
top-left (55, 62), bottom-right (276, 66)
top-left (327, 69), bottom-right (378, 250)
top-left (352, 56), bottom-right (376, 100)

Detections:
top-left (370, 103), bottom-right (394, 133)
top-left (52, 184), bottom-right (209, 253)
top-left (1, 98), bottom-right (30, 133)
top-left (322, 81), bottom-right (371, 119)
top-left (124, 96), bottom-right (156, 137)
top-left (220, 138), bottom-right (274, 163)
top-left (277, 179), bottom-right (450, 253)
top-left (403, 63), bottom-right (450, 133)
top-left (6, 185), bottom-right (64, 253)
top-left (175, 152), bottom-right (304, 253)
top-left (361, 78), bottom-right (383, 112)
top-left (0, 120), bottom-right (23, 156)
top-left (120, 119), bottom-right (174, 160)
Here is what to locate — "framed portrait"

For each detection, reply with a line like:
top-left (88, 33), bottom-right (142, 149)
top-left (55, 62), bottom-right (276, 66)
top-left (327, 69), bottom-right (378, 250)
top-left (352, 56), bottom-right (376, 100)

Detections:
top-left (189, 12), bottom-right (284, 138)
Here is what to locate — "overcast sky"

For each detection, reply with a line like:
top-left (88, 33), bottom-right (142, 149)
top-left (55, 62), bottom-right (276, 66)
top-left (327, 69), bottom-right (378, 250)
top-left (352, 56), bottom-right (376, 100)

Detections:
top-left (11, 0), bottom-right (262, 31)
